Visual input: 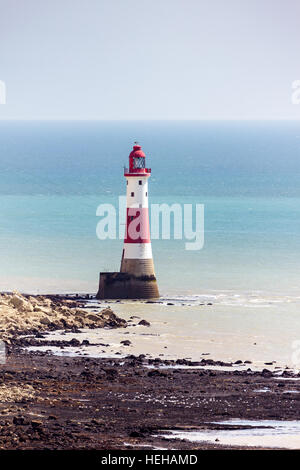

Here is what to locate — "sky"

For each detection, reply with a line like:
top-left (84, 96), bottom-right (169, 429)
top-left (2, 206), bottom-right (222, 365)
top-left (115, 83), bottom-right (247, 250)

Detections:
top-left (0, 0), bottom-right (300, 120)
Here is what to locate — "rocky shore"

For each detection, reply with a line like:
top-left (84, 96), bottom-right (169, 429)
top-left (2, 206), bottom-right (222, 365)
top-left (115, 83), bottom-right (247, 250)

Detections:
top-left (1, 293), bottom-right (300, 450)
top-left (0, 351), bottom-right (300, 450)
top-left (0, 293), bottom-right (127, 343)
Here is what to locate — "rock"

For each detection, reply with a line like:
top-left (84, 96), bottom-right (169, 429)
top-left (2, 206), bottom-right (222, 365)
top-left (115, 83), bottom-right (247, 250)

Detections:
top-left (103, 368), bottom-right (118, 379)
top-left (176, 358), bottom-right (189, 365)
top-left (9, 295), bottom-right (26, 310)
top-left (90, 418), bottom-right (102, 425)
top-left (31, 420), bottom-right (43, 428)
top-left (34, 307), bottom-right (52, 315)
top-left (120, 340), bottom-right (131, 346)
top-left (13, 416), bottom-right (27, 426)
top-left (100, 308), bottom-right (127, 328)
top-left (87, 313), bottom-right (101, 322)
top-left (0, 293), bottom-right (128, 341)
top-left (130, 430), bottom-right (145, 437)
top-left (35, 333), bottom-right (45, 339)
top-left (148, 370), bottom-right (167, 377)
top-left (138, 319), bottom-right (150, 327)
top-left (262, 369), bottom-right (273, 378)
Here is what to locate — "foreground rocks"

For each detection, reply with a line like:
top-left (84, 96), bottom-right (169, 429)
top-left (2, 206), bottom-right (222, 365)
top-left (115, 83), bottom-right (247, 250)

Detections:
top-left (0, 352), bottom-right (299, 450)
top-left (0, 293), bottom-right (127, 342)
top-left (0, 293), bottom-right (298, 450)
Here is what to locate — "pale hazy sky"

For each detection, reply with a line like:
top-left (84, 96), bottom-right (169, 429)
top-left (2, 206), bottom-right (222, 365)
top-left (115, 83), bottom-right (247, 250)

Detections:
top-left (0, 0), bottom-right (300, 120)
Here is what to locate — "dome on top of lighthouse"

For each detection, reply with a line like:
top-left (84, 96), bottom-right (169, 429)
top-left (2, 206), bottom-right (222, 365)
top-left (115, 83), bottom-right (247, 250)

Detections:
top-left (130, 143), bottom-right (146, 158)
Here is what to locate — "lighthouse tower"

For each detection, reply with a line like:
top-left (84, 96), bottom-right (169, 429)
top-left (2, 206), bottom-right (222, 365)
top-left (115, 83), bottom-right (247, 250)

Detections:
top-left (96, 143), bottom-right (159, 299)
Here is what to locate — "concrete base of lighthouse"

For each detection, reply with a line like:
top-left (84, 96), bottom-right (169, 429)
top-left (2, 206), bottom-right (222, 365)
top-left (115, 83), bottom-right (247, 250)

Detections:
top-left (120, 257), bottom-right (156, 277)
top-left (96, 272), bottom-right (159, 299)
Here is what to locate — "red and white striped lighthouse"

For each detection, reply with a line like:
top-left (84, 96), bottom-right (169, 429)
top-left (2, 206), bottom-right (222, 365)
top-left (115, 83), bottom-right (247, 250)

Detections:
top-left (97, 143), bottom-right (159, 299)
top-left (120, 143), bottom-right (159, 298)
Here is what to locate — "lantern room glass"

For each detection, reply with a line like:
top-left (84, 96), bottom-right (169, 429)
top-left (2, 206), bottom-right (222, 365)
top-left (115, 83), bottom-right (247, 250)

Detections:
top-left (133, 157), bottom-right (145, 169)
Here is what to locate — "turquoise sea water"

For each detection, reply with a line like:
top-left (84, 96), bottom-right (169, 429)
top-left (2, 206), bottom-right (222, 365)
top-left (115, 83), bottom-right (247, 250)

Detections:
top-left (1, 120), bottom-right (300, 299)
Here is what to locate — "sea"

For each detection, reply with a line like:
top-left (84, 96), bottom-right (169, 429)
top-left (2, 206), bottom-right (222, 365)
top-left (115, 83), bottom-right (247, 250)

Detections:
top-left (1, 119), bottom-right (300, 368)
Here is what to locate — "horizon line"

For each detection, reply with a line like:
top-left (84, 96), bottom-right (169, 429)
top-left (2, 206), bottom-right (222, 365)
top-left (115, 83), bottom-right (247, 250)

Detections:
top-left (0, 117), bottom-right (300, 122)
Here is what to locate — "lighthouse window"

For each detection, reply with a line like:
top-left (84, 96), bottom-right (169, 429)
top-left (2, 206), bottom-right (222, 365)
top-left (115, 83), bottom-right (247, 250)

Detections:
top-left (131, 192), bottom-right (134, 197)
top-left (139, 180), bottom-right (142, 185)
top-left (146, 192), bottom-right (148, 196)
top-left (133, 157), bottom-right (145, 169)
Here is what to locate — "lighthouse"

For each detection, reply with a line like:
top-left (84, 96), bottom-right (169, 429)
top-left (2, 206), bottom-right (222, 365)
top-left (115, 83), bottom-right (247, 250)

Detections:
top-left (96, 143), bottom-right (159, 299)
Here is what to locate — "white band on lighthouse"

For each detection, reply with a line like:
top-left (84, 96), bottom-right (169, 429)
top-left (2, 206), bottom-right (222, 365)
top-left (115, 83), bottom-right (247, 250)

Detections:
top-left (123, 243), bottom-right (153, 259)
top-left (126, 176), bottom-right (149, 209)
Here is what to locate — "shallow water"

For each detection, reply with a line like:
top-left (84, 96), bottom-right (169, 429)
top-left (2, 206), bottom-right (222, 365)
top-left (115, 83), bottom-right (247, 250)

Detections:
top-left (161, 419), bottom-right (300, 449)
top-left (111, 300), bottom-right (300, 369)
top-left (25, 297), bottom-right (300, 370)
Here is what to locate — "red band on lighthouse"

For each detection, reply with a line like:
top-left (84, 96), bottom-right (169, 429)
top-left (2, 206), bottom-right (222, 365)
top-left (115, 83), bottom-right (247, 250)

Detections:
top-left (125, 208), bottom-right (151, 243)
